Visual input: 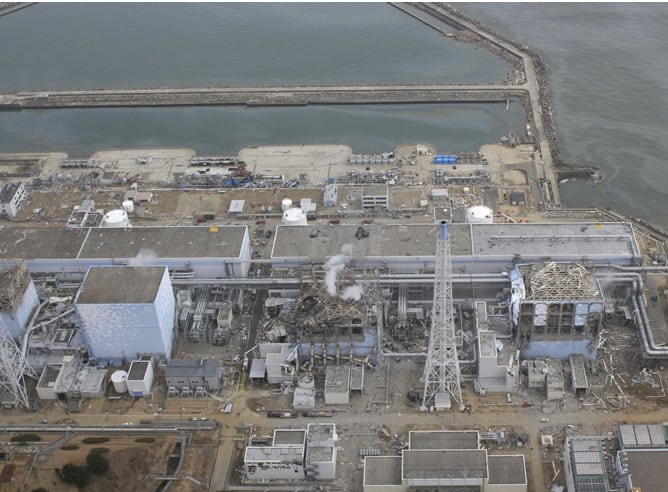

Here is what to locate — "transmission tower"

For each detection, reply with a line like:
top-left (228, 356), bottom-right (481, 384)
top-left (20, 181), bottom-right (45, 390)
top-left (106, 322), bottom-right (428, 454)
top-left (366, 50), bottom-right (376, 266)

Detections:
top-left (421, 221), bottom-right (464, 411)
top-left (0, 326), bottom-right (35, 409)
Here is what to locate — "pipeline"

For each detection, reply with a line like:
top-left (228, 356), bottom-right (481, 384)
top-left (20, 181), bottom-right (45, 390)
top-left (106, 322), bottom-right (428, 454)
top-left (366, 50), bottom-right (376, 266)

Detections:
top-left (595, 271), bottom-right (668, 358)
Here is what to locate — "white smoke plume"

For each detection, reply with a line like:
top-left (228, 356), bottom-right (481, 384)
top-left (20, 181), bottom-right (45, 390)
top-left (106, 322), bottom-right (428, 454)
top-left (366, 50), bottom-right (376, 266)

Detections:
top-left (323, 244), bottom-right (353, 296)
top-left (128, 248), bottom-right (160, 266)
top-left (340, 284), bottom-right (364, 302)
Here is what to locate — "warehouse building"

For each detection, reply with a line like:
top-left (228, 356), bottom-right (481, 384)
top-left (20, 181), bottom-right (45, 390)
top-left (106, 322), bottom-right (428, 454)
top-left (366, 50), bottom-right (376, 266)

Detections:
top-left (165, 358), bottom-right (223, 396)
top-left (0, 225), bottom-right (251, 279)
top-left (363, 430), bottom-right (526, 492)
top-left (75, 266), bottom-right (175, 361)
top-left (271, 222), bottom-right (641, 273)
top-left (564, 437), bottom-right (611, 492)
top-left (243, 424), bottom-right (338, 483)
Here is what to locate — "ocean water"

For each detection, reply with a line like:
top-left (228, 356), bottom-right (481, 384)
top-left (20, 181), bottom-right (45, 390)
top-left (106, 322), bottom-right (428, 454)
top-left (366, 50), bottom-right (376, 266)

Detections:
top-left (0, 2), bottom-right (508, 89)
top-left (0, 3), bottom-right (665, 230)
top-left (0, 103), bottom-right (527, 158)
top-left (461, 3), bottom-right (668, 230)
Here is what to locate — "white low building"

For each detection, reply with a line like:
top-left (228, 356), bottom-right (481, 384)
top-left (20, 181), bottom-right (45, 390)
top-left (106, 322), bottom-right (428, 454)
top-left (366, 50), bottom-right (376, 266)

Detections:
top-left (126, 360), bottom-right (154, 398)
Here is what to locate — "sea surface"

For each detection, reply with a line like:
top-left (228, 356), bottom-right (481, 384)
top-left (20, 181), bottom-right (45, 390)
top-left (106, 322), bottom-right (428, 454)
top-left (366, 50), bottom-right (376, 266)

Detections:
top-left (0, 3), bottom-right (666, 230)
top-left (461, 3), bottom-right (668, 230)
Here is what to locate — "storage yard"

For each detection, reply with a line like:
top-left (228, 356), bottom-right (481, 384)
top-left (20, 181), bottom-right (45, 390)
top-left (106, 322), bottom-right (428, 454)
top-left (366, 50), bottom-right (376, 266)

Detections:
top-left (0, 3), bottom-right (667, 492)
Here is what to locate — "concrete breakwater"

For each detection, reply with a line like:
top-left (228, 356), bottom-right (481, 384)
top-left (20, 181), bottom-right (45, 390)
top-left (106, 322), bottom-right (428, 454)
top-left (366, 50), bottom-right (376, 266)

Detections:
top-left (0, 2), bottom-right (34, 17)
top-left (0, 84), bottom-right (528, 109)
top-left (437, 3), bottom-right (564, 168)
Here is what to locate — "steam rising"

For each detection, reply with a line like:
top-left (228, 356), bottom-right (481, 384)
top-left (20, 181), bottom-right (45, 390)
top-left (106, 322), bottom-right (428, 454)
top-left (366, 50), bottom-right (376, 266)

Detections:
top-left (340, 284), bottom-right (364, 301)
top-left (128, 248), bottom-right (160, 266)
top-left (323, 245), bottom-right (352, 296)
top-left (323, 244), bottom-right (364, 301)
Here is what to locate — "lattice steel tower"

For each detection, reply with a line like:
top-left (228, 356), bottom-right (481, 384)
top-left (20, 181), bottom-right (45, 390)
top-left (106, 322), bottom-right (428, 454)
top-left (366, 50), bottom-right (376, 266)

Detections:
top-left (0, 327), bottom-right (35, 409)
top-left (421, 221), bottom-right (464, 411)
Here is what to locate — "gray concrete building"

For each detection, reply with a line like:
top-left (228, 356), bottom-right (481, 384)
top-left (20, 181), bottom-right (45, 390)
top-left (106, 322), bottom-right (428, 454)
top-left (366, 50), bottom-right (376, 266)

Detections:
top-left (363, 429), bottom-right (527, 492)
top-left (0, 225), bottom-right (251, 279)
top-left (0, 182), bottom-right (27, 218)
top-left (165, 358), bottom-right (223, 396)
top-left (271, 222), bottom-right (641, 273)
top-left (243, 424), bottom-right (338, 483)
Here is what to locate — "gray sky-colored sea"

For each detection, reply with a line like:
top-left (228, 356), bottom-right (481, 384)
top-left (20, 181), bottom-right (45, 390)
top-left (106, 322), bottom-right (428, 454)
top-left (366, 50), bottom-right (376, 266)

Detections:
top-left (0, 2), bottom-right (666, 230)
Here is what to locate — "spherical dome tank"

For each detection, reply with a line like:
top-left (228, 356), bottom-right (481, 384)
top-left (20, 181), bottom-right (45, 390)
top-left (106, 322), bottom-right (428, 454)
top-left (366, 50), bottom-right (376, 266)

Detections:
top-left (122, 200), bottom-right (135, 213)
top-left (282, 207), bottom-right (307, 226)
top-left (466, 205), bottom-right (494, 224)
top-left (281, 198), bottom-right (293, 212)
top-left (111, 370), bottom-right (128, 393)
top-left (102, 209), bottom-right (130, 228)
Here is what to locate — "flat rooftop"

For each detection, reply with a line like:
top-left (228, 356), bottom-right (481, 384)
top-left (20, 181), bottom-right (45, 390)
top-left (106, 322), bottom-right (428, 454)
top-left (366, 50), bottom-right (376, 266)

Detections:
top-left (306, 446), bottom-right (334, 463)
top-left (271, 222), bottom-right (639, 261)
top-left (127, 361), bottom-right (151, 380)
top-left (408, 430), bottom-right (479, 450)
top-left (37, 364), bottom-right (62, 389)
top-left (487, 455), bottom-right (527, 485)
top-left (402, 449), bottom-right (488, 480)
top-left (76, 266), bottom-right (165, 305)
top-left (273, 429), bottom-right (306, 446)
top-left (471, 222), bottom-right (639, 259)
top-left (307, 423), bottom-right (337, 443)
top-left (325, 364), bottom-right (350, 394)
top-left (79, 226), bottom-right (247, 259)
top-left (478, 331), bottom-right (497, 359)
top-left (0, 182), bottom-right (20, 202)
top-left (244, 445), bottom-right (304, 463)
top-left (165, 358), bottom-right (220, 378)
top-left (271, 224), bottom-right (472, 258)
top-left (363, 456), bottom-right (402, 486)
top-left (626, 449), bottom-right (668, 492)
top-left (0, 226), bottom-right (247, 262)
top-left (0, 228), bottom-right (88, 259)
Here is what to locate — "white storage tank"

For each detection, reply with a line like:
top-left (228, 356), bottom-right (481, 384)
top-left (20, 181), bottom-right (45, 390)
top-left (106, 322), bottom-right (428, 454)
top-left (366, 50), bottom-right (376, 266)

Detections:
top-left (282, 207), bottom-right (307, 226)
top-left (101, 209), bottom-right (130, 228)
top-left (281, 198), bottom-right (293, 212)
top-left (111, 370), bottom-right (128, 393)
top-left (122, 200), bottom-right (135, 213)
top-left (466, 205), bottom-right (494, 224)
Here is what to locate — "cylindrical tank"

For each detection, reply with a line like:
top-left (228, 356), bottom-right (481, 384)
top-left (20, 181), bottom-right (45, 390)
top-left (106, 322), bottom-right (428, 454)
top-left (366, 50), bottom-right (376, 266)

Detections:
top-left (281, 198), bottom-right (293, 212)
top-left (466, 205), bottom-right (494, 224)
top-left (122, 200), bottom-right (135, 213)
top-left (101, 209), bottom-right (130, 228)
top-left (282, 207), bottom-right (307, 226)
top-left (111, 370), bottom-right (128, 393)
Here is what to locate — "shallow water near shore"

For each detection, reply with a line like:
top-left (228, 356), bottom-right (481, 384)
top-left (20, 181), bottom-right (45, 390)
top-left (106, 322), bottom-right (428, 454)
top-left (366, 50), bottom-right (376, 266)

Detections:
top-left (0, 3), bottom-right (666, 230)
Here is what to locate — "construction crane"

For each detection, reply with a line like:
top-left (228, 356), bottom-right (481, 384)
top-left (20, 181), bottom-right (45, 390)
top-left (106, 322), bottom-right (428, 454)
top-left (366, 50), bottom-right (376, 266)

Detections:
top-left (420, 221), bottom-right (464, 412)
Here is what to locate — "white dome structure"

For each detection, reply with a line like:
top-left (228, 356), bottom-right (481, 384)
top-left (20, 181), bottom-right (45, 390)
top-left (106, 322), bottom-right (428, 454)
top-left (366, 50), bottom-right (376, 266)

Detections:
top-left (122, 200), bottom-right (135, 213)
top-left (466, 205), bottom-right (494, 224)
top-left (281, 198), bottom-right (293, 212)
top-left (101, 209), bottom-right (130, 228)
top-left (282, 207), bottom-right (307, 226)
top-left (111, 370), bottom-right (128, 393)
